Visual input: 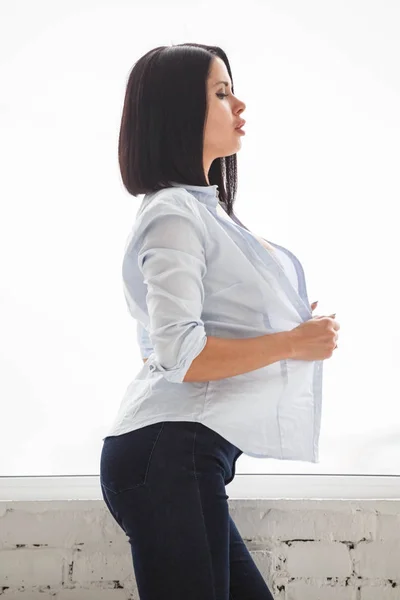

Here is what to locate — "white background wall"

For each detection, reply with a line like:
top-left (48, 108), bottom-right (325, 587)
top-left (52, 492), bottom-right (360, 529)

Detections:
top-left (1, 0), bottom-right (399, 477)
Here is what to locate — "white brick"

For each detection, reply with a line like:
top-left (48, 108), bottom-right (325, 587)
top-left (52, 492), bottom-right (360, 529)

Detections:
top-left (376, 514), bottom-right (400, 541)
top-left (56, 589), bottom-right (130, 599)
top-left (229, 504), bottom-right (375, 543)
top-left (285, 542), bottom-right (352, 578)
top-left (0, 548), bottom-right (64, 586)
top-left (0, 505), bottom-right (121, 548)
top-left (0, 592), bottom-right (55, 599)
top-left (354, 541), bottom-right (400, 578)
top-left (286, 580), bottom-right (356, 600)
top-left (361, 584), bottom-right (400, 600)
top-left (71, 550), bottom-right (133, 584)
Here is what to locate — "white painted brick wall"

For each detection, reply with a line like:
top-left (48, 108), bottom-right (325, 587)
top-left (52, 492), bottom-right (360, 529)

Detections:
top-left (0, 499), bottom-right (399, 599)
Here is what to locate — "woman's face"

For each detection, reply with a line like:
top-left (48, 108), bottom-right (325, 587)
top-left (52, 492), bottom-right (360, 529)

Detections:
top-left (203, 57), bottom-right (246, 182)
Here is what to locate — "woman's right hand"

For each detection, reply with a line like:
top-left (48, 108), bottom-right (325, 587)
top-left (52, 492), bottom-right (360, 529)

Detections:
top-left (288, 313), bottom-right (340, 361)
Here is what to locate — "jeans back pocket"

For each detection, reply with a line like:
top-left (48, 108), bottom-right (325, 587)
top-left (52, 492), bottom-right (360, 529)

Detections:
top-left (100, 422), bottom-right (165, 494)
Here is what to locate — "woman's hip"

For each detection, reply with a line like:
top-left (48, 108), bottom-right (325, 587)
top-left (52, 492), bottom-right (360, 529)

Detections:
top-left (100, 420), bottom-right (242, 495)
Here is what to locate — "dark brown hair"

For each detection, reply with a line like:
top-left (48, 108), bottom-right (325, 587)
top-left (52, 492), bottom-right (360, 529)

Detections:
top-left (118, 43), bottom-right (239, 216)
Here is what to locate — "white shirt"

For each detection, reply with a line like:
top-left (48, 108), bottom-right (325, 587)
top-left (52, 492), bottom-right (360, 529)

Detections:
top-left (103, 182), bottom-right (324, 462)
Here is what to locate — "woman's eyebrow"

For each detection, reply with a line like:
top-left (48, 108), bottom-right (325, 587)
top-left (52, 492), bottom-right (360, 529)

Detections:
top-left (214, 81), bottom-right (232, 87)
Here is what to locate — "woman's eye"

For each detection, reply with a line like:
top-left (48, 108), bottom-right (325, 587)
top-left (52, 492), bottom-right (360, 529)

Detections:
top-left (216, 93), bottom-right (229, 99)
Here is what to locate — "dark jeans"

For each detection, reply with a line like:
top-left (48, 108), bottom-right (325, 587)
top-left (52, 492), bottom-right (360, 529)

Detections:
top-left (100, 420), bottom-right (275, 600)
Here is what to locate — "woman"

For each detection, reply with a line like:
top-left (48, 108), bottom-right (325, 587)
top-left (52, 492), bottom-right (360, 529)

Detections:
top-left (100, 42), bottom-right (339, 600)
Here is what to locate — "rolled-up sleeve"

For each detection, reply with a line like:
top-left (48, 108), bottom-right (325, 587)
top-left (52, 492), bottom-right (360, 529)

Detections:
top-left (134, 195), bottom-right (208, 384)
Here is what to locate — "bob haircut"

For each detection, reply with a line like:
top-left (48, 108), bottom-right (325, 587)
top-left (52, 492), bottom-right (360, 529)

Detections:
top-left (118, 43), bottom-right (239, 217)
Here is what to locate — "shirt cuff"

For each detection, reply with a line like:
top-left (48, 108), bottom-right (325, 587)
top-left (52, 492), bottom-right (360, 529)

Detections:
top-left (147, 323), bottom-right (207, 384)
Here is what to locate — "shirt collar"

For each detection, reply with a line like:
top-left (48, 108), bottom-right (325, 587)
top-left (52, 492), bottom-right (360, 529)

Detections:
top-left (169, 181), bottom-right (220, 210)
